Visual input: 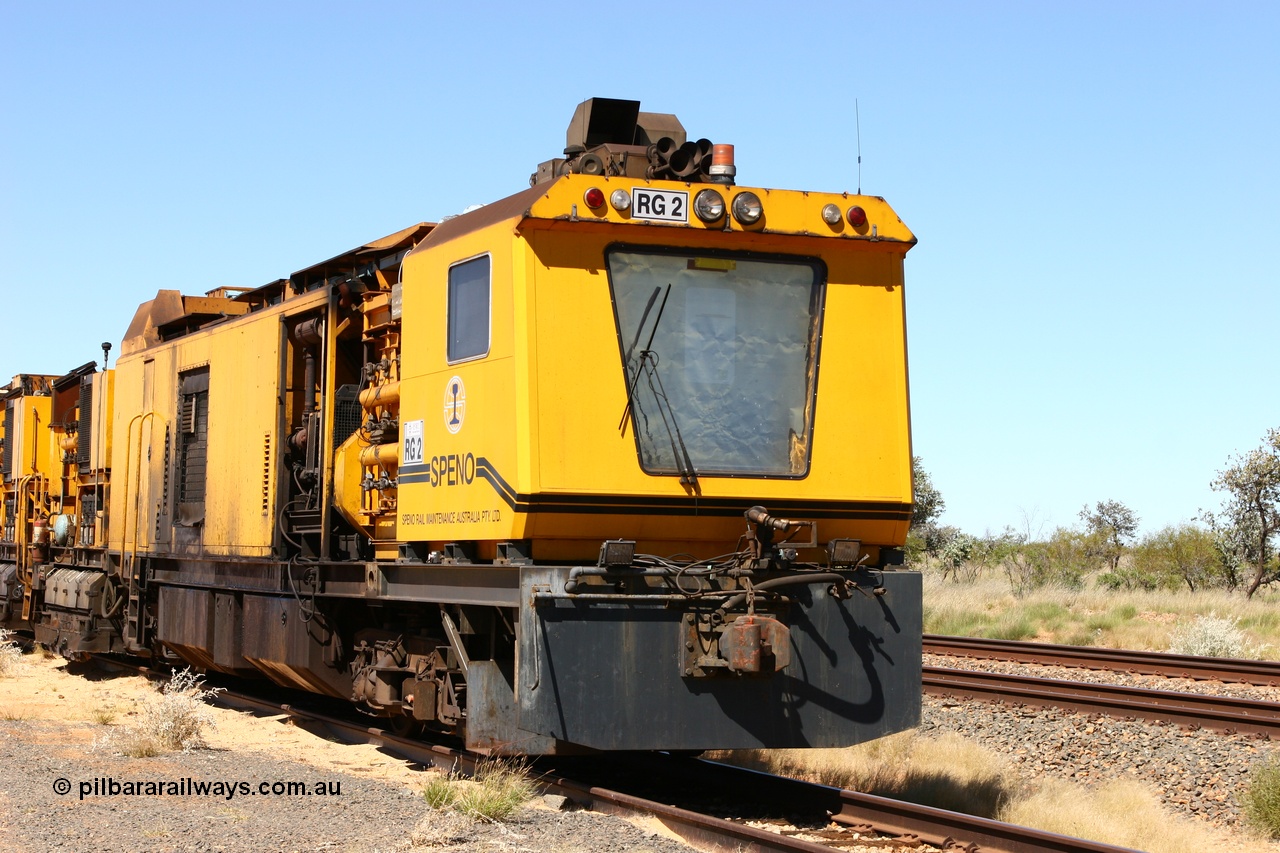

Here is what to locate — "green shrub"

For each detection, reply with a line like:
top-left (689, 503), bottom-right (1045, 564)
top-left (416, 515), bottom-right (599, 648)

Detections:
top-left (423, 774), bottom-right (457, 809)
top-left (1244, 756), bottom-right (1280, 838)
top-left (1025, 602), bottom-right (1069, 622)
top-left (1061, 630), bottom-right (1097, 647)
top-left (1113, 604), bottom-right (1138, 620)
top-left (1240, 611), bottom-right (1280, 631)
top-left (1086, 614), bottom-right (1120, 633)
top-left (984, 617), bottom-right (1035, 641)
top-left (904, 529), bottom-right (927, 565)
top-left (1003, 529), bottom-right (1090, 594)
top-left (1129, 524), bottom-right (1225, 592)
top-left (925, 609), bottom-right (990, 637)
top-left (422, 759), bottom-right (534, 822)
top-left (1098, 572), bottom-right (1126, 591)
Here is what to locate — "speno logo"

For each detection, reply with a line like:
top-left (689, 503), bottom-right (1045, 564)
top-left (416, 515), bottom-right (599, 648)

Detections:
top-left (444, 375), bottom-right (466, 434)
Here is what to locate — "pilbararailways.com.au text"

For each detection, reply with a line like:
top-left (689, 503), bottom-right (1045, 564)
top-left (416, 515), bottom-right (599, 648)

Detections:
top-left (55, 776), bottom-right (342, 801)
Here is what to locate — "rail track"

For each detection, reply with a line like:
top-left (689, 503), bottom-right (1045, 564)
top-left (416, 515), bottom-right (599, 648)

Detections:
top-left (924, 634), bottom-right (1280, 738)
top-left (924, 634), bottom-right (1280, 686)
top-left (924, 665), bottom-right (1280, 738)
top-left (89, 654), bottom-right (1140, 853)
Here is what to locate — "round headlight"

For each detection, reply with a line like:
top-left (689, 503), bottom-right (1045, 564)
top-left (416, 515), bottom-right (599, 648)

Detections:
top-left (694, 189), bottom-right (725, 222)
top-left (731, 192), bottom-right (763, 225)
top-left (847, 205), bottom-right (867, 228)
top-left (610, 189), bottom-right (631, 212)
top-left (821, 203), bottom-right (842, 226)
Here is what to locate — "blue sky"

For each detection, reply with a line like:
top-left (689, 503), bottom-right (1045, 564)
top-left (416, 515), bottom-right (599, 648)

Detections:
top-left (3, 2), bottom-right (1277, 538)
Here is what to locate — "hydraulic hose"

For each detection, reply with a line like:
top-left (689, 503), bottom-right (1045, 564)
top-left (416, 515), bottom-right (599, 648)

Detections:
top-left (714, 572), bottom-right (847, 619)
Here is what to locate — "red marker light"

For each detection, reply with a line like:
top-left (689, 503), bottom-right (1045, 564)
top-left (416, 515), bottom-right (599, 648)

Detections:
top-left (584, 188), bottom-right (606, 209)
top-left (846, 206), bottom-right (867, 228)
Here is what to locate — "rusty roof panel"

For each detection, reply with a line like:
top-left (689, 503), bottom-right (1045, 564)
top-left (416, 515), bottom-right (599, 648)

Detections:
top-left (407, 183), bottom-right (554, 258)
top-left (291, 222), bottom-right (435, 283)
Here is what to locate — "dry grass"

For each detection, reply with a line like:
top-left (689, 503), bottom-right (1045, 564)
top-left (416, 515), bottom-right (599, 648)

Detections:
top-left (922, 572), bottom-right (1280, 655)
top-left (422, 759), bottom-right (536, 823)
top-left (712, 731), bottom-right (1015, 817)
top-left (97, 668), bottom-right (220, 756)
top-left (720, 732), bottom-right (1259, 853)
top-left (139, 823), bottom-right (175, 841)
top-left (1000, 778), bottom-right (1229, 853)
top-left (406, 810), bottom-right (476, 848)
top-left (89, 702), bottom-right (119, 726)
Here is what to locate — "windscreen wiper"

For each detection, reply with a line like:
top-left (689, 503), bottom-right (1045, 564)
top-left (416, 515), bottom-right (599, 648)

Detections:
top-left (618, 284), bottom-right (669, 435)
top-left (616, 284), bottom-right (698, 487)
top-left (641, 355), bottom-right (699, 487)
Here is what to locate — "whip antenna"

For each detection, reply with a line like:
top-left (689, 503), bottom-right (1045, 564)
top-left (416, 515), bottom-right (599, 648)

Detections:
top-left (856, 99), bottom-right (862, 195)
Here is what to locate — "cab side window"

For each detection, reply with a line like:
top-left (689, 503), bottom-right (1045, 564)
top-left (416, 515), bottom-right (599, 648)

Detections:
top-left (448, 255), bottom-right (490, 362)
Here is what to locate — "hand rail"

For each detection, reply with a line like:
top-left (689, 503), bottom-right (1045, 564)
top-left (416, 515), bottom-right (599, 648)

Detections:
top-left (120, 411), bottom-right (162, 579)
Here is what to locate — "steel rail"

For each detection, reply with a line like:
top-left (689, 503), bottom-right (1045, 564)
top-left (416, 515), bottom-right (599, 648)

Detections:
top-left (923, 634), bottom-right (1280, 686)
top-left (924, 665), bottom-right (1280, 738)
top-left (209, 690), bottom-right (839, 853)
top-left (212, 687), bottom-right (1141, 853)
top-left (826, 784), bottom-right (1142, 853)
top-left (88, 655), bottom-right (1142, 853)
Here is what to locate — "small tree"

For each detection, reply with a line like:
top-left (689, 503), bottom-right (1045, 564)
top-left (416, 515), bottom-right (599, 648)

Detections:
top-left (936, 529), bottom-right (976, 581)
top-left (1103, 542), bottom-right (1166, 591)
top-left (911, 456), bottom-right (945, 529)
top-left (1003, 540), bottom-right (1049, 596)
top-left (1078, 500), bottom-right (1139, 573)
top-left (1002, 527), bottom-right (1088, 594)
top-left (907, 456), bottom-right (947, 564)
top-left (1122, 523), bottom-right (1221, 592)
top-left (1160, 523), bottom-right (1223, 592)
top-left (1211, 428), bottom-right (1280, 599)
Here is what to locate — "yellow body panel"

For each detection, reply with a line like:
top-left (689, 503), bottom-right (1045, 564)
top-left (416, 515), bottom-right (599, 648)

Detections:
top-left (393, 175), bottom-right (915, 561)
top-left (527, 175), bottom-right (915, 244)
top-left (0, 390), bottom-right (54, 561)
top-left (87, 370), bottom-right (116, 475)
top-left (74, 175), bottom-right (914, 565)
top-left (397, 234), bottom-right (528, 547)
top-left (9, 395), bottom-right (54, 480)
top-left (110, 300), bottom-right (294, 557)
